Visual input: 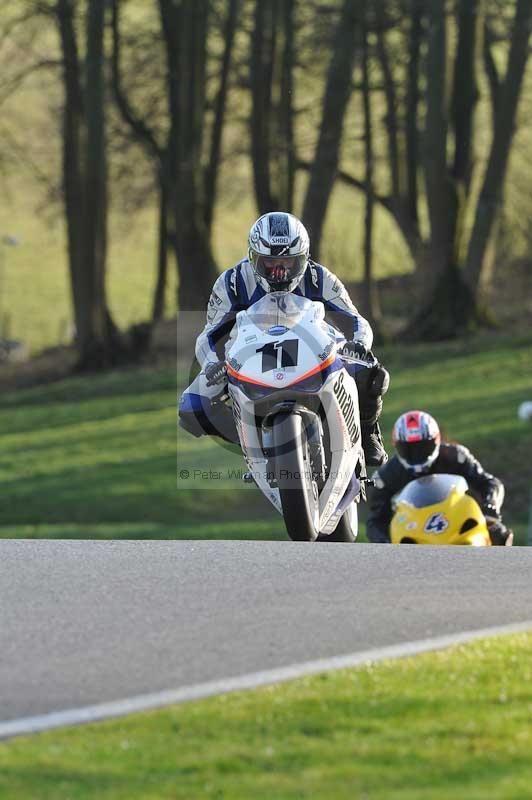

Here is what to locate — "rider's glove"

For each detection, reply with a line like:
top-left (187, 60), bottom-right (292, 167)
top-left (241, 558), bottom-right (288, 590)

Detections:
top-left (340, 340), bottom-right (370, 362)
top-left (486, 518), bottom-right (513, 547)
top-left (481, 503), bottom-right (501, 521)
top-left (204, 360), bottom-right (227, 387)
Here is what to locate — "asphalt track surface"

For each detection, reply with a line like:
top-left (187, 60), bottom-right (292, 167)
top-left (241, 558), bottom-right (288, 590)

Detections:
top-left (1, 540), bottom-right (531, 732)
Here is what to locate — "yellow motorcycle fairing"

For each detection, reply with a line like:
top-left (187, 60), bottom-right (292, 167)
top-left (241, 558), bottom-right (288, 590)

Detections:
top-left (390, 479), bottom-right (491, 546)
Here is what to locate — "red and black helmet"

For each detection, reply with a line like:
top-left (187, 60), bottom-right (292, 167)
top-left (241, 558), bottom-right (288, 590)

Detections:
top-left (392, 410), bottom-right (441, 473)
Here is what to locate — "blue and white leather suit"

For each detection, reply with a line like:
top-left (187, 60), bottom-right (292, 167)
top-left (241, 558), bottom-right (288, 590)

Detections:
top-left (179, 258), bottom-right (384, 447)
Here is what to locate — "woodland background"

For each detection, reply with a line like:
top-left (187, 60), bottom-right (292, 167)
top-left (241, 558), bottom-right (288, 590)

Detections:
top-left (0, 1), bottom-right (531, 544)
top-left (1, 0), bottom-right (532, 369)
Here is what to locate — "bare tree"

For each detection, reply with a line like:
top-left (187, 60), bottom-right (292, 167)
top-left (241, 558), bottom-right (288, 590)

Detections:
top-left (249, 0), bottom-right (295, 214)
top-left (301, 0), bottom-right (361, 258)
top-left (56, 0), bottom-right (120, 368)
top-left (361, 2), bottom-right (382, 334)
top-left (204, 0), bottom-right (240, 231)
top-left (298, 0), bottom-right (425, 264)
top-left (407, 0), bottom-right (532, 339)
top-left (250, 0), bottom-right (277, 212)
top-left (372, 0), bottom-right (424, 261)
top-left (465, 0), bottom-right (532, 296)
top-left (159, 0), bottom-right (238, 311)
top-left (110, 0), bottom-right (170, 324)
top-left (278, 0), bottom-right (296, 211)
top-left (405, 0), bottom-right (423, 241)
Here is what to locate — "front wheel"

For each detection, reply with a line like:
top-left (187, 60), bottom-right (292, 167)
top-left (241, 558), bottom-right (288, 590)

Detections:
top-left (317, 504), bottom-right (358, 542)
top-left (271, 412), bottom-right (319, 542)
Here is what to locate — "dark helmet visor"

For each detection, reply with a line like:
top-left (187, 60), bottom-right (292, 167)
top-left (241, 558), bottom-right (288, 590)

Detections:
top-left (396, 438), bottom-right (437, 466)
top-left (254, 255), bottom-right (306, 286)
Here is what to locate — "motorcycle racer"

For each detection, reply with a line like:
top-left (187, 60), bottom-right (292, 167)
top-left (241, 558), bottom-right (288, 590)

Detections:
top-left (366, 410), bottom-right (513, 545)
top-left (179, 211), bottom-right (390, 467)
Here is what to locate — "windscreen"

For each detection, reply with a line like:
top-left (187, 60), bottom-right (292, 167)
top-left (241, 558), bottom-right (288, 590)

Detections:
top-left (393, 474), bottom-right (468, 509)
top-left (243, 292), bottom-right (314, 332)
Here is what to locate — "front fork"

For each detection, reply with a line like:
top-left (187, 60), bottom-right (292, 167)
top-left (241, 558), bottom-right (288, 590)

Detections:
top-left (261, 403), bottom-right (327, 485)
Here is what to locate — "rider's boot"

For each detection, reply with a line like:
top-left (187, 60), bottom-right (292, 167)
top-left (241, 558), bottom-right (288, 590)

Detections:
top-left (354, 363), bottom-right (390, 468)
top-left (178, 389), bottom-right (239, 444)
top-left (486, 518), bottom-right (514, 546)
top-left (361, 419), bottom-right (387, 467)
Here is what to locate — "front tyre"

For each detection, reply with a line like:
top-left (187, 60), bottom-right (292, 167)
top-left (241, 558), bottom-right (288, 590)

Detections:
top-left (272, 413), bottom-right (319, 542)
top-left (317, 505), bottom-right (358, 542)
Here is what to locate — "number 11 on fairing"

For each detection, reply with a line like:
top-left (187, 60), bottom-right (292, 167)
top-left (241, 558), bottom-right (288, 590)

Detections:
top-left (256, 340), bottom-right (299, 373)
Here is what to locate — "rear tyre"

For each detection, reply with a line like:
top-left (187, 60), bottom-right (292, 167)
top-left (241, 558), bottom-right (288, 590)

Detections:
top-left (272, 412), bottom-right (319, 542)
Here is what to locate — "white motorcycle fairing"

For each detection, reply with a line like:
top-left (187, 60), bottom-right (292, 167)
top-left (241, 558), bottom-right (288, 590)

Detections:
top-left (226, 292), bottom-right (363, 537)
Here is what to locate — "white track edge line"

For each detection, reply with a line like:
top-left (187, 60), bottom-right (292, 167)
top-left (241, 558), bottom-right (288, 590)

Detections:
top-left (1, 619), bottom-right (531, 740)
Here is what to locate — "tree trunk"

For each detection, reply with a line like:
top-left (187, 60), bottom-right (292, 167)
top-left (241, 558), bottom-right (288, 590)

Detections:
top-left (159, 0), bottom-right (218, 312)
top-left (57, 0), bottom-right (118, 368)
top-left (405, 0), bottom-right (423, 239)
top-left (56, 0), bottom-right (86, 345)
top-left (465, 0), bottom-right (532, 297)
top-left (361, 7), bottom-right (382, 335)
top-left (403, 0), bottom-right (477, 340)
top-left (483, 20), bottom-right (500, 126)
top-left (278, 0), bottom-right (295, 210)
top-left (403, 264), bottom-right (476, 342)
top-left (301, 0), bottom-right (360, 258)
top-left (250, 0), bottom-right (278, 213)
top-left (422, 0), bottom-right (454, 281)
top-left (450, 0), bottom-right (484, 267)
top-left (110, 0), bottom-right (161, 164)
top-left (204, 0), bottom-right (239, 231)
top-left (80, 0), bottom-right (112, 366)
top-left (375, 0), bottom-right (424, 268)
top-left (405, 0), bottom-right (531, 341)
top-left (152, 179), bottom-right (169, 323)
top-left (452, 0), bottom-right (483, 193)
top-left (375, 1), bottom-right (402, 201)
top-left (176, 2), bottom-right (217, 310)
top-left (112, 0), bottom-right (167, 335)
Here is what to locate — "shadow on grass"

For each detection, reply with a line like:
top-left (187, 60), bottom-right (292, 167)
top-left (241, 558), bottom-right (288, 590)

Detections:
top-left (0, 391), bottom-right (176, 438)
top-left (0, 365), bottom-right (177, 409)
top-left (0, 448), bottom-right (280, 532)
top-left (381, 331), bottom-right (532, 372)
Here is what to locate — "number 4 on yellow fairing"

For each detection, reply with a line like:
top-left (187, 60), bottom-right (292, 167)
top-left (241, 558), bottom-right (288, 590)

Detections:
top-left (390, 474), bottom-right (492, 546)
top-left (424, 512), bottom-right (449, 534)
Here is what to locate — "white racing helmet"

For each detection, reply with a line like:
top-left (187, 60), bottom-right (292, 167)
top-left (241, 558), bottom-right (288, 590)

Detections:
top-left (248, 212), bottom-right (310, 292)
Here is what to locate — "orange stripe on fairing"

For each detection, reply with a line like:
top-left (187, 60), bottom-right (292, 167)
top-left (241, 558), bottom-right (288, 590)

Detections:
top-left (293, 352), bottom-right (336, 384)
top-left (227, 352), bottom-right (337, 389)
top-left (226, 364), bottom-right (273, 388)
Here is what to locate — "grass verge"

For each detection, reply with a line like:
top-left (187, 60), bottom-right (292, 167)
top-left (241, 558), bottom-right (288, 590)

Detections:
top-left (0, 331), bottom-right (531, 542)
top-left (0, 632), bottom-right (530, 799)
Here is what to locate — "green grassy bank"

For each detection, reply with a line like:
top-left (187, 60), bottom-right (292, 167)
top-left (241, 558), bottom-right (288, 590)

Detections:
top-left (0, 631), bottom-right (530, 799)
top-left (0, 331), bottom-right (531, 542)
